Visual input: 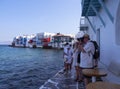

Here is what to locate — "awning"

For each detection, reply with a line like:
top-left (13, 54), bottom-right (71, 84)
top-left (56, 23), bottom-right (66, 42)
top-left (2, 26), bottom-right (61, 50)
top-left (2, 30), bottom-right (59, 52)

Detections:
top-left (81, 0), bottom-right (102, 16)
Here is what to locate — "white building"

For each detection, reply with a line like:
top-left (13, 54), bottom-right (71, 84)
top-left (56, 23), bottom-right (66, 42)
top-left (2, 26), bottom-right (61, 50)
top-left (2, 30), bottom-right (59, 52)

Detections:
top-left (27, 34), bottom-right (36, 48)
top-left (12, 32), bottom-right (75, 49)
top-left (81, 0), bottom-right (120, 84)
top-left (36, 32), bottom-right (55, 48)
top-left (13, 36), bottom-right (27, 47)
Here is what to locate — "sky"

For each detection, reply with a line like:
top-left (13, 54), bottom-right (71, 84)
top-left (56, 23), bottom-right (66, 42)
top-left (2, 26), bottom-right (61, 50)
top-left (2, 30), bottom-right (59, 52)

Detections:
top-left (0, 0), bottom-right (81, 43)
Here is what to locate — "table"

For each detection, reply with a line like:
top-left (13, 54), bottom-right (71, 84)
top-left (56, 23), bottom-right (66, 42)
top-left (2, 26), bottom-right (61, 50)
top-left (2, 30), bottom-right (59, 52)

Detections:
top-left (82, 68), bottom-right (107, 82)
top-left (86, 82), bottom-right (120, 89)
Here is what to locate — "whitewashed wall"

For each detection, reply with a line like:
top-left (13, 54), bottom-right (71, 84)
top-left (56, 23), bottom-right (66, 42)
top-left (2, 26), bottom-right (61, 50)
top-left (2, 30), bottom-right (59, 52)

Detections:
top-left (86, 0), bottom-right (120, 83)
top-left (94, 0), bottom-right (120, 65)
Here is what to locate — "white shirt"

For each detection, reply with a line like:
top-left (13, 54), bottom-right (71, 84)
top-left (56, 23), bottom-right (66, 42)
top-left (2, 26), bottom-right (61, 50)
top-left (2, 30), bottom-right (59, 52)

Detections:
top-left (63, 45), bottom-right (69, 58)
top-left (65, 48), bottom-right (73, 63)
top-left (72, 48), bottom-right (79, 66)
top-left (80, 41), bottom-right (95, 68)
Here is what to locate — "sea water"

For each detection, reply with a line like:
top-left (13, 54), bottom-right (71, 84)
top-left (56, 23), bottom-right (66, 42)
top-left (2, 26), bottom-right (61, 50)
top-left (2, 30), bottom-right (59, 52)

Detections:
top-left (0, 45), bottom-right (63, 89)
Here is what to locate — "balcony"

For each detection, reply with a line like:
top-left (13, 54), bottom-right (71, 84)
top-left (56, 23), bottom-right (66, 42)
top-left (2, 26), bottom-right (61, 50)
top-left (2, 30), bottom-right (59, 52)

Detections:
top-left (80, 17), bottom-right (89, 32)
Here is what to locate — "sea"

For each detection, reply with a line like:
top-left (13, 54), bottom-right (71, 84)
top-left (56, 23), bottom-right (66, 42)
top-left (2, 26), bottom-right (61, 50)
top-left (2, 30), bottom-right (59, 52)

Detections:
top-left (0, 45), bottom-right (63, 89)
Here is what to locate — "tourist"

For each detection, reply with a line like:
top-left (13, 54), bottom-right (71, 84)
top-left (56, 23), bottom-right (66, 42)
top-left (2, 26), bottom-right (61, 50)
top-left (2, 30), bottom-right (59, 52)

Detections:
top-left (72, 42), bottom-right (80, 81)
top-left (79, 34), bottom-right (95, 86)
top-left (63, 43), bottom-right (69, 71)
top-left (65, 45), bottom-right (73, 73)
top-left (72, 38), bottom-right (83, 82)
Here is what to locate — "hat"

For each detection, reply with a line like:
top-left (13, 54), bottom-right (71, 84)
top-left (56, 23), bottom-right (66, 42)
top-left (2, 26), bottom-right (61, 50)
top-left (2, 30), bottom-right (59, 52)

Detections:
top-left (76, 31), bottom-right (84, 39)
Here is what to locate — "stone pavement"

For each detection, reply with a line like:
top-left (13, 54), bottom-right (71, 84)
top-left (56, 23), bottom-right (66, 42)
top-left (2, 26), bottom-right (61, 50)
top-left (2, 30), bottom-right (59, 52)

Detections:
top-left (39, 69), bottom-right (85, 89)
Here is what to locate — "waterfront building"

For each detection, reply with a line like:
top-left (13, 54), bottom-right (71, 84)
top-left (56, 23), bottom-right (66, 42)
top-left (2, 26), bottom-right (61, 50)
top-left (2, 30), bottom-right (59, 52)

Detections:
top-left (36, 33), bottom-right (44, 48)
top-left (81, 0), bottom-right (120, 83)
top-left (52, 33), bottom-right (74, 49)
top-left (12, 32), bottom-right (74, 49)
top-left (12, 36), bottom-right (27, 47)
top-left (27, 34), bottom-right (36, 48)
top-left (36, 32), bottom-right (55, 48)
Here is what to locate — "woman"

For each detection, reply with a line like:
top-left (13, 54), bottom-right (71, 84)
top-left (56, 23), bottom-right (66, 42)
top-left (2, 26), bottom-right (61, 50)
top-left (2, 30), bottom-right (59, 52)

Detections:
top-left (72, 40), bottom-right (82, 82)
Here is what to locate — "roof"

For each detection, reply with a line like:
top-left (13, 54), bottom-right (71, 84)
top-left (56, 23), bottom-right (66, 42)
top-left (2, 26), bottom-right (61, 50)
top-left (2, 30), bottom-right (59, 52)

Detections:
top-left (53, 33), bottom-right (71, 37)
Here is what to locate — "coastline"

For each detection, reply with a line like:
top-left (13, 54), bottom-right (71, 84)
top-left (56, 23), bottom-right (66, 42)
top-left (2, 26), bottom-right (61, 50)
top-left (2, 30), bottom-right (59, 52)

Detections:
top-left (39, 69), bottom-right (85, 89)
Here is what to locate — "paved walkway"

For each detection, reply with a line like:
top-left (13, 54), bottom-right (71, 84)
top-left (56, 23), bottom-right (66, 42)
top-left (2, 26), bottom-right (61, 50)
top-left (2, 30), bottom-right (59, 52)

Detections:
top-left (39, 69), bottom-right (85, 89)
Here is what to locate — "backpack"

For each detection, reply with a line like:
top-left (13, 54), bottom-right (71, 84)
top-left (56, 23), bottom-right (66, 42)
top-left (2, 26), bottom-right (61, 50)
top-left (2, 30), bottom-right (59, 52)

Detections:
top-left (90, 41), bottom-right (100, 60)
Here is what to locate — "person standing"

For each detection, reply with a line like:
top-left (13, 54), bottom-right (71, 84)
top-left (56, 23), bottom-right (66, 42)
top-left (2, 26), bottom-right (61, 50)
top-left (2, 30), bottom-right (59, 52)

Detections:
top-left (72, 41), bottom-right (82, 82)
top-left (63, 43), bottom-right (69, 71)
top-left (65, 46), bottom-right (73, 73)
top-left (79, 34), bottom-right (95, 86)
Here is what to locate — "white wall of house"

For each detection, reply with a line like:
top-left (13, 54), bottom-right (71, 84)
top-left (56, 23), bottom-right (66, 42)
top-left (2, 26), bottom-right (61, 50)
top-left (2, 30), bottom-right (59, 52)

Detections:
top-left (94, 0), bottom-right (120, 65)
top-left (86, 0), bottom-right (120, 83)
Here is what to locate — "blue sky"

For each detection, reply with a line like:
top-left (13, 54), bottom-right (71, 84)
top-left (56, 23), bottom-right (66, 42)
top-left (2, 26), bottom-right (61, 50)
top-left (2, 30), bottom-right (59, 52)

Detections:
top-left (0, 0), bottom-right (81, 42)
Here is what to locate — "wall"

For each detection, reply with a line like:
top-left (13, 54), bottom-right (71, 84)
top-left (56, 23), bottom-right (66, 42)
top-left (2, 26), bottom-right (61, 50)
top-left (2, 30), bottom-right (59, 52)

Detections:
top-left (86, 0), bottom-right (120, 83)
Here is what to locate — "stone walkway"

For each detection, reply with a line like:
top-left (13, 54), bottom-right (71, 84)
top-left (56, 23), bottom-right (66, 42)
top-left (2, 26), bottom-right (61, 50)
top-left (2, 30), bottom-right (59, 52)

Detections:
top-left (39, 69), bottom-right (85, 89)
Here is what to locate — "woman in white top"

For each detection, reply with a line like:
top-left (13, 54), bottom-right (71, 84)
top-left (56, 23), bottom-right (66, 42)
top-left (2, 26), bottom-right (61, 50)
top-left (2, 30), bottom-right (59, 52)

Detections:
top-left (72, 42), bottom-right (80, 66)
top-left (72, 41), bottom-right (82, 81)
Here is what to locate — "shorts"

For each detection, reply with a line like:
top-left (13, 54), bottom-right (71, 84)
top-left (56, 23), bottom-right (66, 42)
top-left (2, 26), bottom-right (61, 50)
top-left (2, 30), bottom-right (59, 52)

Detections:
top-left (80, 67), bottom-right (94, 78)
top-left (64, 58), bottom-right (68, 62)
top-left (65, 58), bottom-right (72, 64)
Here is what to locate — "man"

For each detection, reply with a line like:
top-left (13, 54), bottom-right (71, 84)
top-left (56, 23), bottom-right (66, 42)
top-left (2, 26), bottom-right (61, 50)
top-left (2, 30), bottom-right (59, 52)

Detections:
top-left (79, 34), bottom-right (95, 85)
